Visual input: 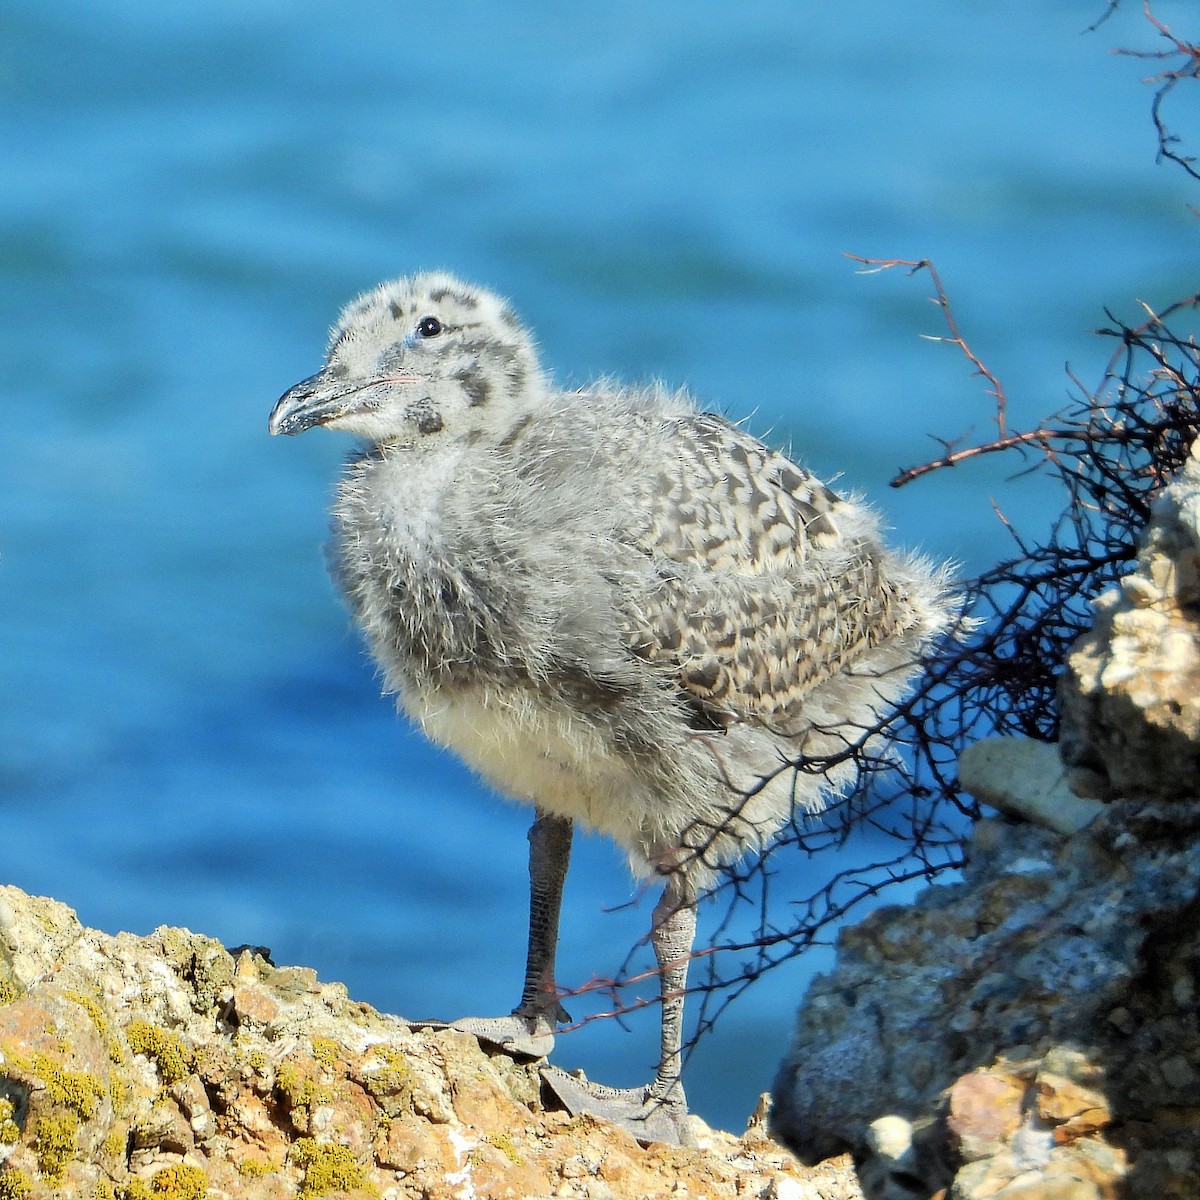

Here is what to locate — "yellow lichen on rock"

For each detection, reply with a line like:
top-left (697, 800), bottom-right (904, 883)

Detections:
top-left (308, 1037), bottom-right (339, 1068)
top-left (289, 1138), bottom-right (372, 1198)
top-left (0, 1168), bottom-right (32, 1200)
top-left (0, 1099), bottom-right (19, 1147)
top-left (125, 1023), bottom-right (191, 1086)
top-left (142, 1163), bottom-right (208, 1199)
top-left (32, 1110), bottom-right (80, 1182)
top-left (0, 882), bottom-right (832, 1199)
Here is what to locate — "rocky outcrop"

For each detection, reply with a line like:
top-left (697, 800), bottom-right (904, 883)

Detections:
top-left (1059, 441), bottom-right (1200, 801)
top-left (7, 465), bottom-right (1198, 1199)
top-left (0, 885), bottom-right (853, 1200)
top-left (772, 442), bottom-right (1200, 1199)
top-left (771, 786), bottom-right (1200, 1199)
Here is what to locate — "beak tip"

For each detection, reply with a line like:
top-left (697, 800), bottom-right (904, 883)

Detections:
top-left (270, 372), bottom-right (336, 437)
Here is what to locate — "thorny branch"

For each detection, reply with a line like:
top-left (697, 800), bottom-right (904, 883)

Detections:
top-left (568, 288), bottom-right (1199, 1063)
top-left (1112, 2), bottom-right (1200, 183)
top-left (846, 254), bottom-right (1010, 444)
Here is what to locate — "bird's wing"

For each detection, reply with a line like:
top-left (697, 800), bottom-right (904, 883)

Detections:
top-left (620, 414), bottom-right (905, 731)
top-left (622, 413), bottom-right (844, 575)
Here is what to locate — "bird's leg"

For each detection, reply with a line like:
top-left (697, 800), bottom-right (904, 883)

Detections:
top-left (448, 810), bottom-right (572, 1059)
top-left (515, 809), bottom-right (574, 1026)
top-left (645, 877), bottom-right (696, 1108)
top-left (541, 874), bottom-right (696, 1147)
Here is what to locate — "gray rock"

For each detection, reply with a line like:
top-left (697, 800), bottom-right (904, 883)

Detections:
top-left (958, 737), bottom-right (1104, 833)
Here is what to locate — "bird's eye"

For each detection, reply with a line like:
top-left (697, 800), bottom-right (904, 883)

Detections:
top-left (416, 316), bottom-right (443, 338)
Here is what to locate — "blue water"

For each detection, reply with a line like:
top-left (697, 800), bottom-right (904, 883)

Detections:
top-left (2, 0), bottom-right (1194, 1132)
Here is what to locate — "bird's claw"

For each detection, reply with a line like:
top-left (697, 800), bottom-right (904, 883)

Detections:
top-left (540, 1064), bottom-right (694, 1147)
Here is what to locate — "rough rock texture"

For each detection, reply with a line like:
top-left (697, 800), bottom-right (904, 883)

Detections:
top-left (0, 885), bottom-right (855, 1200)
top-left (772, 794), bottom-right (1200, 1198)
top-left (1059, 439), bottom-right (1200, 801)
top-left (773, 444), bottom-right (1200, 1199)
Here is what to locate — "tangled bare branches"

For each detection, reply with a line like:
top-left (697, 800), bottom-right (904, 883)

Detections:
top-left (615, 279), bottom-right (1200, 1069)
top-left (560, 1), bottom-right (1200, 1068)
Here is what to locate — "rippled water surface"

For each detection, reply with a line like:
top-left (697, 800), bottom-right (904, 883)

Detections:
top-left (2, 0), bottom-right (1194, 1130)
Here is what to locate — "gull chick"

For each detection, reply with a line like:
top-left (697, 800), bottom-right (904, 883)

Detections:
top-left (270, 271), bottom-right (953, 1144)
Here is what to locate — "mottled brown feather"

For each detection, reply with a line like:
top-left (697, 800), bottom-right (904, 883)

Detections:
top-left (619, 414), bottom-right (908, 732)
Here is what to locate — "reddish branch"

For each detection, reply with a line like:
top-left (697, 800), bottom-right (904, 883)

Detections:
top-left (1112, 2), bottom-right (1200, 181)
top-left (845, 254), bottom-right (1010, 442)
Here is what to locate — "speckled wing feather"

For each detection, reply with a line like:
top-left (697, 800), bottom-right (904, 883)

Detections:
top-left (621, 414), bottom-right (908, 732)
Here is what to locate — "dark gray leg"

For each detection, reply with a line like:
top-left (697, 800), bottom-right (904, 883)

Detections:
top-left (446, 809), bottom-right (572, 1058)
top-left (515, 810), bottom-right (574, 1024)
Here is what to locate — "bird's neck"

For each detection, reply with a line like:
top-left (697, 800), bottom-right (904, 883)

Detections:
top-left (341, 440), bottom-right (469, 557)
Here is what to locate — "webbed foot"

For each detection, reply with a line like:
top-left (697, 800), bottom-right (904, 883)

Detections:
top-left (450, 1012), bottom-right (557, 1058)
top-left (410, 1012), bottom-right (558, 1059)
top-left (541, 1064), bottom-right (694, 1147)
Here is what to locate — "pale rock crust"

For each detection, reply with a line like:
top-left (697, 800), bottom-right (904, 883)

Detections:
top-left (1059, 439), bottom-right (1200, 801)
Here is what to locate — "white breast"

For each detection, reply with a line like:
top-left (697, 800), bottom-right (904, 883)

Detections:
top-left (401, 681), bottom-right (660, 855)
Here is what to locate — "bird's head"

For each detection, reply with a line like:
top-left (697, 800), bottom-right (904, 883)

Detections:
top-left (269, 271), bottom-right (547, 445)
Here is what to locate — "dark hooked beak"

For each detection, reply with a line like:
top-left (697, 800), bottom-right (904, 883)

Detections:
top-left (269, 369), bottom-right (353, 436)
top-left (269, 368), bottom-right (423, 436)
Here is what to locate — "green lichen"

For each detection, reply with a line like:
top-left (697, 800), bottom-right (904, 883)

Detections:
top-left (0, 980), bottom-right (18, 1008)
top-left (310, 1037), bottom-right (339, 1067)
top-left (290, 1138), bottom-right (373, 1197)
top-left (275, 1061), bottom-right (317, 1110)
top-left (235, 1156), bottom-right (273, 1178)
top-left (246, 1049), bottom-right (267, 1073)
top-left (483, 1131), bottom-right (522, 1164)
top-left (33, 1110), bottom-right (79, 1182)
top-left (0, 1168), bottom-right (32, 1200)
top-left (360, 1045), bottom-right (413, 1117)
top-left (93, 1181), bottom-right (117, 1200)
top-left (126, 1022), bottom-right (191, 1085)
top-left (0, 1098), bottom-right (19, 1145)
top-left (152, 928), bottom-right (195, 967)
top-left (181, 941), bottom-right (236, 1013)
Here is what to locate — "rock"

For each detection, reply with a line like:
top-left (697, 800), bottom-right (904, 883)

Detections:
top-left (770, 799), bottom-right (1200, 1198)
top-left (945, 1072), bottom-right (1026, 1163)
top-left (0, 885), bottom-right (848, 1199)
top-left (958, 738), bottom-right (1103, 834)
top-left (1059, 439), bottom-right (1200, 801)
